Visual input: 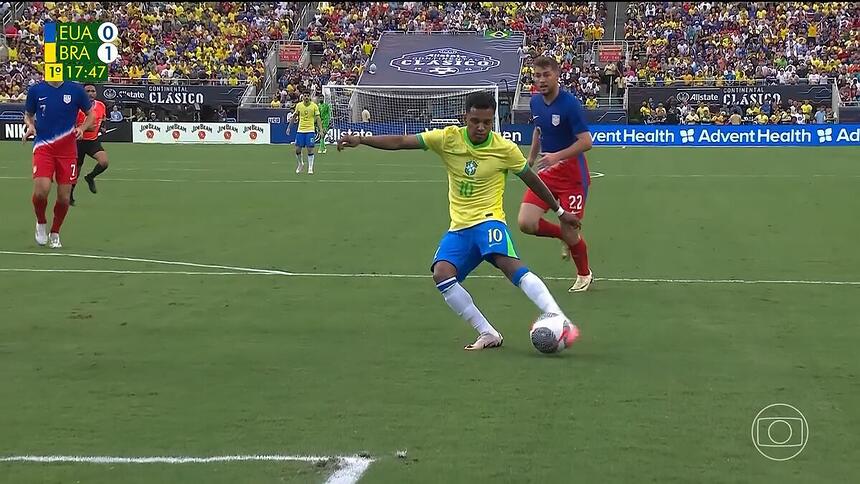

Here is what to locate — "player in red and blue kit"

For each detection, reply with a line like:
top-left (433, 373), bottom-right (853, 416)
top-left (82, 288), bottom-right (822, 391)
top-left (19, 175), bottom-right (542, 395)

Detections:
top-left (24, 80), bottom-right (93, 248)
top-left (517, 56), bottom-right (595, 292)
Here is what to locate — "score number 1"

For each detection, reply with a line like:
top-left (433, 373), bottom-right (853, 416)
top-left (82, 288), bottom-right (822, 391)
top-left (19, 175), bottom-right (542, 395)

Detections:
top-left (96, 22), bottom-right (120, 64)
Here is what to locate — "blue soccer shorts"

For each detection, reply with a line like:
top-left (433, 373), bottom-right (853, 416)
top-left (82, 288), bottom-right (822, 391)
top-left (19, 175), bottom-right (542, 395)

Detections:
top-left (430, 220), bottom-right (520, 282)
top-left (294, 132), bottom-right (316, 148)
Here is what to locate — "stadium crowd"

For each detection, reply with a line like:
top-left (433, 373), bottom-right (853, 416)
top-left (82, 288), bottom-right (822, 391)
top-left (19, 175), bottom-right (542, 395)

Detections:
top-left (639, 98), bottom-right (837, 124)
top-left (623, 1), bottom-right (860, 102)
top-left (2, 1), bottom-right (306, 102)
top-left (276, 2), bottom-right (608, 105)
top-left (2, 1), bottom-right (858, 112)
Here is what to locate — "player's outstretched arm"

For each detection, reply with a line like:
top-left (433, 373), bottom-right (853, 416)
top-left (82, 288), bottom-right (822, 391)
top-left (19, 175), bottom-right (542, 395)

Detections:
top-left (22, 112), bottom-right (36, 142)
top-left (517, 167), bottom-right (582, 233)
top-left (337, 134), bottom-right (421, 151)
top-left (76, 109), bottom-right (95, 139)
top-left (527, 127), bottom-right (541, 166)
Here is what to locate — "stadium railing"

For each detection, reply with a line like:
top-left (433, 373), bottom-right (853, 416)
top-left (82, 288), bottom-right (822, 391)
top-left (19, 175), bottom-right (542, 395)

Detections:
top-left (626, 78), bottom-right (835, 87)
top-left (107, 77), bottom-right (251, 87)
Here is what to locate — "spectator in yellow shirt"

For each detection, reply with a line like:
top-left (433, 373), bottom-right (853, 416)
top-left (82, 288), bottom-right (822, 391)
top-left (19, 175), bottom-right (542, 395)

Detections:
top-left (585, 96), bottom-right (598, 109)
top-left (801, 100), bottom-right (813, 120)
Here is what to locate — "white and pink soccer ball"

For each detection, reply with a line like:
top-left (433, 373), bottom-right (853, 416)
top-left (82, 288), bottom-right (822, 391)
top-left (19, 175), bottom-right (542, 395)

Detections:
top-left (529, 313), bottom-right (579, 354)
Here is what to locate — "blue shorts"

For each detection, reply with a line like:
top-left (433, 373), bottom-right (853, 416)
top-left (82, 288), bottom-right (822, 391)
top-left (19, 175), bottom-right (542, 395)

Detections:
top-left (294, 132), bottom-right (316, 148)
top-left (431, 220), bottom-right (519, 282)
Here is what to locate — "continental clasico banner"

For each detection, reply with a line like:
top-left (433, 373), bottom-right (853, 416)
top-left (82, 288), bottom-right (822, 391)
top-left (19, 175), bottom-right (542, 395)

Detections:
top-left (132, 122), bottom-right (268, 144)
top-left (627, 85), bottom-right (833, 123)
top-left (98, 84), bottom-right (247, 107)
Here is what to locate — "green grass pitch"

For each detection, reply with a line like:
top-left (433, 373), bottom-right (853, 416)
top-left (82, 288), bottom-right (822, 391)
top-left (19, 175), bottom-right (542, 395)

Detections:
top-left (0, 141), bottom-right (858, 483)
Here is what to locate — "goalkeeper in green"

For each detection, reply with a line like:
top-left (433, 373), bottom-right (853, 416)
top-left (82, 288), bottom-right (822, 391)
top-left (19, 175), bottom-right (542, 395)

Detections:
top-left (317, 97), bottom-right (331, 154)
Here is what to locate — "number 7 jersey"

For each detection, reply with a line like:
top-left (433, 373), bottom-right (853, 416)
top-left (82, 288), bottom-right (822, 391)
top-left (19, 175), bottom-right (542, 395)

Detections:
top-left (417, 126), bottom-right (528, 231)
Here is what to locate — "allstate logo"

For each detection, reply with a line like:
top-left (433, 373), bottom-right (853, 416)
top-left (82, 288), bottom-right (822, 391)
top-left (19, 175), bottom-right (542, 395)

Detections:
top-left (390, 48), bottom-right (500, 77)
top-left (102, 88), bottom-right (117, 100)
top-left (676, 91), bottom-right (691, 103)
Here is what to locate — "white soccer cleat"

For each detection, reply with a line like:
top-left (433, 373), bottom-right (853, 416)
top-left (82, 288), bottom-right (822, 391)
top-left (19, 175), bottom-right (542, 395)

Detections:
top-left (308, 168), bottom-right (314, 175)
top-left (35, 223), bottom-right (48, 246)
top-left (48, 232), bottom-right (62, 249)
top-left (464, 332), bottom-right (503, 351)
top-left (568, 271), bottom-right (593, 292)
top-left (295, 162), bottom-right (304, 174)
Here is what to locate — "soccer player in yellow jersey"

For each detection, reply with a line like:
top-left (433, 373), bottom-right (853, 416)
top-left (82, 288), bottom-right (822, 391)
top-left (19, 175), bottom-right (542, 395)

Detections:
top-left (337, 92), bottom-right (582, 351)
top-left (288, 93), bottom-right (323, 174)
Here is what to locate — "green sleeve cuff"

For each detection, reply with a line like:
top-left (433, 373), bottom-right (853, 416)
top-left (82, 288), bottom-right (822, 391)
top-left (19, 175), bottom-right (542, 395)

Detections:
top-left (416, 133), bottom-right (428, 150)
top-left (514, 163), bottom-right (529, 176)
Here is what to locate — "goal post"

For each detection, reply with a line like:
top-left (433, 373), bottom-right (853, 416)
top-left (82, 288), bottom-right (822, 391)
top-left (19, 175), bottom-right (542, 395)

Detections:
top-left (322, 84), bottom-right (500, 140)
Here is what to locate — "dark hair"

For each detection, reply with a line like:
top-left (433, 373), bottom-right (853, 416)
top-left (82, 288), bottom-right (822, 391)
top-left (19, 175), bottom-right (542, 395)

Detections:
top-left (533, 56), bottom-right (560, 72)
top-left (84, 83), bottom-right (96, 88)
top-left (465, 91), bottom-right (496, 112)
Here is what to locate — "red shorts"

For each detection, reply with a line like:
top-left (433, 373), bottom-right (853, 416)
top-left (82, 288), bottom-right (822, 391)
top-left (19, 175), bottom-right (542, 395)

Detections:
top-left (33, 151), bottom-right (78, 184)
top-left (522, 177), bottom-right (589, 218)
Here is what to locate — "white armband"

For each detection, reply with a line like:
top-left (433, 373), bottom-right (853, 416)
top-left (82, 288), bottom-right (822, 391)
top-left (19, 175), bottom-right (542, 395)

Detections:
top-left (555, 205), bottom-right (565, 217)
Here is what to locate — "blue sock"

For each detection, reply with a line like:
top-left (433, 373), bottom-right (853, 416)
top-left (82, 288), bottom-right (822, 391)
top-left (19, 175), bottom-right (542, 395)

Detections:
top-left (512, 266), bottom-right (530, 286)
top-left (436, 277), bottom-right (457, 293)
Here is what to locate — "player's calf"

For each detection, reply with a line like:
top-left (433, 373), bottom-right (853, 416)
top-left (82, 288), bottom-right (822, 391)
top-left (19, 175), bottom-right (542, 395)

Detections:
top-left (85, 151), bottom-right (109, 193)
top-left (433, 261), bottom-right (502, 349)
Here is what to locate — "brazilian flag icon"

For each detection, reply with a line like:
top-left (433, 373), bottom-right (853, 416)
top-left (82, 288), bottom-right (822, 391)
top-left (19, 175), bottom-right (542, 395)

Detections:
top-left (484, 30), bottom-right (511, 39)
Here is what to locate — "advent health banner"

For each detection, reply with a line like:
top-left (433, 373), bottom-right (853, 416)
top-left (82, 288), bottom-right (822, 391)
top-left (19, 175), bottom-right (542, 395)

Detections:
top-left (133, 122), bottom-right (268, 144)
top-left (270, 122), bottom-right (860, 147)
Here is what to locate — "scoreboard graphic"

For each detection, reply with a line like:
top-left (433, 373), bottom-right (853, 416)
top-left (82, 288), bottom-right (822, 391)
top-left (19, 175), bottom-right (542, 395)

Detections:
top-left (43, 21), bottom-right (120, 82)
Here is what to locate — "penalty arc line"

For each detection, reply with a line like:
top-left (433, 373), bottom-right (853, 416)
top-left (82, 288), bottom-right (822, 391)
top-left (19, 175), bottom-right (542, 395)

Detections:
top-left (0, 454), bottom-right (374, 484)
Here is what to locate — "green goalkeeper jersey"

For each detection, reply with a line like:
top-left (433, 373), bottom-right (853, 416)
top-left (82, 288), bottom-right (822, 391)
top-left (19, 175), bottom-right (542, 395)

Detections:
top-left (319, 102), bottom-right (331, 125)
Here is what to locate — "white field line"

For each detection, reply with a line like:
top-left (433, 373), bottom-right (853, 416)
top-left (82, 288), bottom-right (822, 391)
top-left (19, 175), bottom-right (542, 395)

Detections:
top-left (0, 176), bottom-right (442, 183)
top-left (0, 250), bottom-right (290, 275)
top-left (1, 174), bottom-right (857, 183)
top-left (0, 454), bottom-right (375, 484)
top-left (0, 268), bottom-right (251, 275)
top-left (1, 251), bottom-right (857, 286)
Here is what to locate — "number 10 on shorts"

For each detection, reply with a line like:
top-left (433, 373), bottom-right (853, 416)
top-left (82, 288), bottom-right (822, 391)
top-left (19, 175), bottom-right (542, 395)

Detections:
top-left (488, 228), bottom-right (503, 243)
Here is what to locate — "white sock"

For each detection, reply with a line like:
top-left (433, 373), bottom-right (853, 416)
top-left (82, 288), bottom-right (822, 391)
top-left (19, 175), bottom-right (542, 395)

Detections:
top-left (308, 153), bottom-right (315, 170)
top-left (518, 272), bottom-right (563, 316)
top-left (437, 278), bottom-right (498, 336)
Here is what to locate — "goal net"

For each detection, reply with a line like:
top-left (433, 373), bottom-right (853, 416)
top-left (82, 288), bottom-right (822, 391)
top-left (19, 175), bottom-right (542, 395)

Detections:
top-left (322, 85), bottom-right (500, 142)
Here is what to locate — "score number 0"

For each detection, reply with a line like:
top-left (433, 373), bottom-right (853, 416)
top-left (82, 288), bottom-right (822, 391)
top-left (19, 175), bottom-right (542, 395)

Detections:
top-left (96, 22), bottom-right (120, 64)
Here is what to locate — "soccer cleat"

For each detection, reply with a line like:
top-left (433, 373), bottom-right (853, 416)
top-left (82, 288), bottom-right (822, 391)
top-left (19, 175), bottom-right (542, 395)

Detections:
top-left (69, 196), bottom-right (76, 207)
top-left (562, 323), bottom-right (581, 347)
top-left (308, 168), bottom-right (314, 175)
top-left (561, 241), bottom-right (570, 260)
top-left (84, 174), bottom-right (97, 193)
top-left (35, 223), bottom-right (48, 246)
top-left (295, 162), bottom-right (304, 174)
top-left (48, 232), bottom-right (62, 249)
top-left (568, 271), bottom-right (593, 293)
top-left (319, 148), bottom-right (327, 154)
top-left (464, 332), bottom-right (503, 351)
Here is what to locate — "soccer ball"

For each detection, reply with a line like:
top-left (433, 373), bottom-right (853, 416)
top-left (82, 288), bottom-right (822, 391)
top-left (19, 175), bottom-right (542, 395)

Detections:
top-left (529, 313), bottom-right (578, 354)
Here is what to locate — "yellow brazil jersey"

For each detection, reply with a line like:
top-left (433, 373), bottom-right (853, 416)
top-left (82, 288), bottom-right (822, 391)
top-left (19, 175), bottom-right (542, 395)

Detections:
top-left (417, 126), bottom-right (527, 231)
top-left (294, 102), bottom-right (319, 133)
